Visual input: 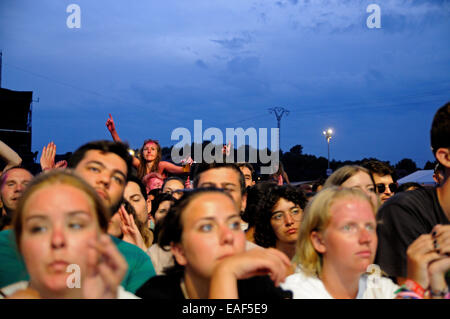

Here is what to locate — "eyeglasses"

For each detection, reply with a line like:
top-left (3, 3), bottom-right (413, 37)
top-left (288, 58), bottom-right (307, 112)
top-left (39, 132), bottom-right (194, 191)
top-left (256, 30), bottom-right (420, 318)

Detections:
top-left (271, 209), bottom-right (302, 222)
top-left (376, 183), bottom-right (397, 194)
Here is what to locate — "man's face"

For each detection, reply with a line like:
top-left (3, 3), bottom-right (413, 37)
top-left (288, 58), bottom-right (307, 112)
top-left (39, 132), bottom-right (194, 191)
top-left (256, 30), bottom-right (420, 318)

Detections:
top-left (74, 150), bottom-right (127, 211)
top-left (0, 168), bottom-right (33, 213)
top-left (239, 166), bottom-right (255, 188)
top-left (124, 181), bottom-right (148, 225)
top-left (372, 173), bottom-right (396, 204)
top-left (196, 167), bottom-right (246, 212)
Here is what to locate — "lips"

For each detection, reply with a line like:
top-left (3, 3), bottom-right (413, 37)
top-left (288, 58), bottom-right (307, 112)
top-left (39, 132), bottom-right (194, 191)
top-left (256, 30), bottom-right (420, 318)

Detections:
top-left (48, 260), bottom-right (69, 272)
top-left (356, 250), bottom-right (372, 258)
top-left (286, 228), bottom-right (298, 235)
top-left (95, 188), bottom-right (109, 201)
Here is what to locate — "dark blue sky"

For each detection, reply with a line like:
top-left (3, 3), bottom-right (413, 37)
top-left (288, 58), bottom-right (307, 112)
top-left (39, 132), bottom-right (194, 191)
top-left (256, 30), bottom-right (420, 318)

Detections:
top-left (1, 0), bottom-right (449, 168)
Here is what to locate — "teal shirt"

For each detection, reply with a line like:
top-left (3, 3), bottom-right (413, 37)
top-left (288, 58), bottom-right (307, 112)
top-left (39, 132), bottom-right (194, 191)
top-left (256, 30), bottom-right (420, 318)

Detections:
top-left (0, 230), bottom-right (156, 293)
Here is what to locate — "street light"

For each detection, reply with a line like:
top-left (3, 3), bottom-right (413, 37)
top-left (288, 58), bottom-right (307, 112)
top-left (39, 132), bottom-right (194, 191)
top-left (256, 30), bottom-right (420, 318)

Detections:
top-left (323, 128), bottom-right (333, 175)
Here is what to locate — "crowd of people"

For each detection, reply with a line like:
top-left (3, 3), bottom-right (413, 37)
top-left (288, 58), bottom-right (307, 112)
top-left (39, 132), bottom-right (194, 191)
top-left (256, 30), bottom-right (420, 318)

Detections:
top-left (0, 102), bottom-right (448, 299)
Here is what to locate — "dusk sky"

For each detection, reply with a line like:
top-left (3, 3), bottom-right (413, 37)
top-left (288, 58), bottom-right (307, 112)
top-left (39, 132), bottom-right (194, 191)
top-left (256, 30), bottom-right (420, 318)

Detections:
top-left (1, 0), bottom-right (449, 169)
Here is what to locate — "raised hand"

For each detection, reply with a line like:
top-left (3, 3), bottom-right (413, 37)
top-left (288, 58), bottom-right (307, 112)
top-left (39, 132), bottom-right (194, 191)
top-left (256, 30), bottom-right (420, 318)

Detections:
top-left (83, 234), bottom-right (128, 299)
top-left (118, 205), bottom-right (147, 251)
top-left (106, 113), bottom-right (116, 133)
top-left (40, 141), bottom-right (57, 171)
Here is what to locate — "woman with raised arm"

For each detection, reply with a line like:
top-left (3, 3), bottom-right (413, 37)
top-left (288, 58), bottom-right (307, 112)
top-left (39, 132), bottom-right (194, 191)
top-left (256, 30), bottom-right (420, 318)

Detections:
top-left (135, 188), bottom-right (292, 299)
top-left (106, 114), bottom-right (191, 192)
top-left (0, 170), bottom-right (137, 299)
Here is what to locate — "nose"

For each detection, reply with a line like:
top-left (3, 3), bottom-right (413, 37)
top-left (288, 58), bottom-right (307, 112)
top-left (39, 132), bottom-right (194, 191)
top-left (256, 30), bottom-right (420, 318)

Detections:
top-left (97, 171), bottom-right (111, 188)
top-left (51, 227), bottom-right (66, 249)
top-left (284, 213), bottom-right (294, 226)
top-left (219, 224), bottom-right (234, 245)
top-left (359, 228), bottom-right (372, 244)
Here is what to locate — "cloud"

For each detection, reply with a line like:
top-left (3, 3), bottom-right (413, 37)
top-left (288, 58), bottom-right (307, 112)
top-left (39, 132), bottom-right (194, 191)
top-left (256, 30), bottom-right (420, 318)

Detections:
top-left (195, 59), bottom-right (208, 69)
top-left (226, 56), bottom-right (260, 74)
top-left (211, 33), bottom-right (253, 50)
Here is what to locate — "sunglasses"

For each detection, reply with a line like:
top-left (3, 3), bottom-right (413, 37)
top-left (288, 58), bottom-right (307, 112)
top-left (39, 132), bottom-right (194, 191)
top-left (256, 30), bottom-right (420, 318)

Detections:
top-left (376, 183), bottom-right (397, 194)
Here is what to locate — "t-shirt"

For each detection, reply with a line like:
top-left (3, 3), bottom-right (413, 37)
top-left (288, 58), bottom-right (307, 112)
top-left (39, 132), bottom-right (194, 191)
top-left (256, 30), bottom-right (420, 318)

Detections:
top-left (375, 187), bottom-right (449, 279)
top-left (281, 268), bottom-right (399, 299)
top-left (0, 230), bottom-right (156, 293)
top-left (136, 273), bottom-right (292, 299)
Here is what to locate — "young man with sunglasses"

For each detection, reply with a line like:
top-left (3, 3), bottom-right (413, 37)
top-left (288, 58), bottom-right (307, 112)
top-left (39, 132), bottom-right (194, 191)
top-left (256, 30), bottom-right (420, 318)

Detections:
top-left (375, 102), bottom-right (450, 287)
top-left (362, 160), bottom-right (397, 204)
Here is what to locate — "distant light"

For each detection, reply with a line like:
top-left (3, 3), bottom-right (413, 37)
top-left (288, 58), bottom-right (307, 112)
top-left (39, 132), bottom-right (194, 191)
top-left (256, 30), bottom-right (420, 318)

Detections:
top-left (128, 149), bottom-right (135, 156)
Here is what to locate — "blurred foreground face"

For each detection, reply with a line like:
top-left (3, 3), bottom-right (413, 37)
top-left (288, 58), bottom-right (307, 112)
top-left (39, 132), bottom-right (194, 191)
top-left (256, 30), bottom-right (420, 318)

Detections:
top-left (20, 183), bottom-right (101, 296)
top-left (74, 150), bottom-right (127, 211)
top-left (172, 192), bottom-right (246, 279)
top-left (317, 196), bottom-right (377, 276)
top-left (1, 168), bottom-right (33, 212)
top-left (270, 198), bottom-right (302, 246)
top-left (341, 171), bottom-right (378, 209)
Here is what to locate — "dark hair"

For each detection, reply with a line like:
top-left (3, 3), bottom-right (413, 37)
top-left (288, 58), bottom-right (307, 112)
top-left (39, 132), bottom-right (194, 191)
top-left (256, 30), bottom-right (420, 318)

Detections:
top-left (192, 162), bottom-right (246, 195)
top-left (161, 176), bottom-right (185, 192)
top-left (254, 185), bottom-right (308, 248)
top-left (137, 139), bottom-right (162, 180)
top-left (431, 102), bottom-right (450, 156)
top-left (157, 188), bottom-right (234, 275)
top-left (397, 182), bottom-right (425, 193)
top-left (236, 162), bottom-right (255, 179)
top-left (241, 181), bottom-right (277, 226)
top-left (127, 175), bottom-right (148, 201)
top-left (67, 140), bottom-right (133, 180)
top-left (149, 192), bottom-right (176, 218)
top-left (362, 160), bottom-right (396, 182)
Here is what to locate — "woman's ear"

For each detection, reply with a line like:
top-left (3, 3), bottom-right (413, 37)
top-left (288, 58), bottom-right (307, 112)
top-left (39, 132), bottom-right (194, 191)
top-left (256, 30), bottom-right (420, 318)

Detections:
top-left (171, 243), bottom-right (187, 266)
top-left (310, 231), bottom-right (326, 254)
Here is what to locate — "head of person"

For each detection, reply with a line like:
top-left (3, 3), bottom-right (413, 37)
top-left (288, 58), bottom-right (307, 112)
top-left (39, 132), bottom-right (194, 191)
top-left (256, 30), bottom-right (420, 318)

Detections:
top-left (159, 188), bottom-right (245, 280)
top-left (137, 139), bottom-right (162, 177)
top-left (254, 185), bottom-right (307, 249)
top-left (162, 176), bottom-right (185, 200)
top-left (361, 161), bottom-right (397, 204)
top-left (433, 163), bottom-right (445, 186)
top-left (67, 140), bottom-right (132, 214)
top-left (124, 175), bottom-right (148, 225)
top-left (431, 102), bottom-right (450, 181)
top-left (241, 181), bottom-right (277, 227)
top-left (150, 192), bottom-right (176, 226)
top-left (293, 187), bottom-right (377, 279)
top-left (236, 163), bottom-right (255, 188)
top-left (396, 182), bottom-right (425, 193)
top-left (324, 165), bottom-right (379, 210)
top-left (193, 162), bottom-right (246, 212)
top-left (0, 166), bottom-right (33, 216)
top-left (12, 169), bottom-right (109, 298)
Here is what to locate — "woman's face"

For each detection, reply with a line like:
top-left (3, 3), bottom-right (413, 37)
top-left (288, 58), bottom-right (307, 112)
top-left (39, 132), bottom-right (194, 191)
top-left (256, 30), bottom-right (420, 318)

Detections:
top-left (154, 200), bottom-right (173, 225)
top-left (142, 142), bottom-right (158, 162)
top-left (172, 192), bottom-right (246, 279)
top-left (341, 171), bottom-right (378, 208)
top-left (20, 183), bottom-right (101, 295)
top-left (315, 196), bottom-right (377, 276)
top-left (270, 198), bottom-right (302, 246)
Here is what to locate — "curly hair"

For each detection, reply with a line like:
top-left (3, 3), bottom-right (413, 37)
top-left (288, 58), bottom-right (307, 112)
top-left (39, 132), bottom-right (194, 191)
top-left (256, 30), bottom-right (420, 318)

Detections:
top-left (253, 184), bottom-right (307, 248)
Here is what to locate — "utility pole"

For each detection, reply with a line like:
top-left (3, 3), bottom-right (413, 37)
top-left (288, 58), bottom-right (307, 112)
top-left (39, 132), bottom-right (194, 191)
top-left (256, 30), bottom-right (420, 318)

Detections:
top-left (268, 107), bottom-right (289, 152)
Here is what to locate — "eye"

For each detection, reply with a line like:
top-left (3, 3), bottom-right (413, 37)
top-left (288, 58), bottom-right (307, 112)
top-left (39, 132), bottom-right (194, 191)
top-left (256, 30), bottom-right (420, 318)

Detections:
top-left (112, 175), bottom-right (124, 185)
top-left (88, 166), bottom-right (100, 173)
top-left (365, 224), bottom-right (376, 231)
top-left (229, 220), bottom-right (241, 230)
top-left (342, 224), bottom-right (356, 232)
top-left (272, 212), bottom-right (283, 220)
top-left (69, 222), bottom-right (83, 230)
top-left (30, 225), bottom-right (47, 234)
top-left (291, 209), bottom-right (301, 215)
top-left (199, 223), bottom-right (213, 232)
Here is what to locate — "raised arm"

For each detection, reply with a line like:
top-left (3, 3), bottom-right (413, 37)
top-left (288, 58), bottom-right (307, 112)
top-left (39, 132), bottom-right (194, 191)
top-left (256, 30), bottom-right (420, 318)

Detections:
top-left (159, 161), bottom-right (190, 175)
top-left (0, 140), bottom-right (22, 172)
top-left (106, 113), bottom-right (122, 142)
